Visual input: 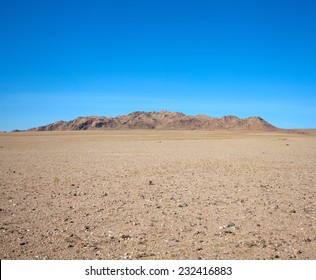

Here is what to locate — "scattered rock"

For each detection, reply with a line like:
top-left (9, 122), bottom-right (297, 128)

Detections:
top-left (223, 229), bottom-right (235, 235)
top-left (121, 234), bottom-right (132, 240)
top-left (244, 241), bottom-right (258, 248)
top-left (136, 252), bottom-right (156, 259)
top-left (178, 203), bottom-right (188, 208)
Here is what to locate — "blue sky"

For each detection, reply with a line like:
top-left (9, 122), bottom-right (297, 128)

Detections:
top-left (0, 0), bottom-right (315, 130)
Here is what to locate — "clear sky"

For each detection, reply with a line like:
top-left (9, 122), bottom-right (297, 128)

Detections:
top-left (0, 0), bottom-right (315, 130)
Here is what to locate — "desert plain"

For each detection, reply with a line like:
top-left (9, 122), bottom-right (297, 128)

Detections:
top-left (0, 130), bottom-right (315, 260)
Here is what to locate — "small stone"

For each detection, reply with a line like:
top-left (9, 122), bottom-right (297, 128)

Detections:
top-left (178, 203), bottom-right (188, 208)
top-left (245, 241), bottom-right (257, 247)
top-left (121, 234), bottom-right (131, 240)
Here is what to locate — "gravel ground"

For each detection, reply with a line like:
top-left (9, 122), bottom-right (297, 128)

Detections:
top-left (0, 130), bottom-right (315, 260)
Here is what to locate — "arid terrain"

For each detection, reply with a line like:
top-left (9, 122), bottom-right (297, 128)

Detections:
top-left (0, 130), bottom-right (315, 260)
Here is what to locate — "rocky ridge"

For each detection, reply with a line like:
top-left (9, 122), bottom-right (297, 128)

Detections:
top-left (30, 110), bottom-right (278, 131)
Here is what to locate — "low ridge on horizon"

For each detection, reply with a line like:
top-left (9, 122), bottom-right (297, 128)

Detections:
top-left (28, 110), bottom-right (279, 131)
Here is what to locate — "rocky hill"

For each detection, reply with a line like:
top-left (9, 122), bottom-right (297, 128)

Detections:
top-left (29, 111), bottom-right (278, 131)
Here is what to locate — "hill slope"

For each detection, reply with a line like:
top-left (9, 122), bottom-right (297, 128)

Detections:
top-left (30, 111), bottom-right (278, 131)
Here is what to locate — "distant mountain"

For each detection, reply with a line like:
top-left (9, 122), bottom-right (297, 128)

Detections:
top-left (29, 111), bottom-right (279, 131)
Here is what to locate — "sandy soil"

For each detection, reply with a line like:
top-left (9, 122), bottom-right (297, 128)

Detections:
top-left (0, 130), bottom-right (315, 260)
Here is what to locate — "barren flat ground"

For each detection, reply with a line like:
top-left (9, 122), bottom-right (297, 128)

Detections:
top-left (0, 130), bottom-right (315, 260)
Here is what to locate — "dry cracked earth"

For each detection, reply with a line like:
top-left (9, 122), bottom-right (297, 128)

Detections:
top-left (0, 130), bottom-right (315, 260)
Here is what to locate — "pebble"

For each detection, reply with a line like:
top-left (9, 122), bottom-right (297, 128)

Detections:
top-left (178, 203), bottom-right (188, 208)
